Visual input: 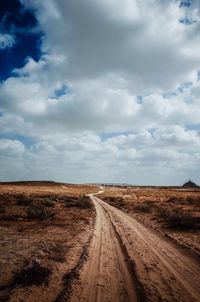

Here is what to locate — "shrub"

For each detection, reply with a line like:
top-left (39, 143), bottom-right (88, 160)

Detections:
top-left (42, 198), bottom-right (55, 207)
top-left (64, 196), bottom-right (92, 208)
top-left (102, 196), bottom-right (125, 208)
top-left (13, 260), bottom-right (52, 286)
top-left (157, 206), bottom-right (197, 229)
top-left (0, 194), bottom-right (15, 203)
top-left (134, 202), bottom-right (152, 213)
top-left (167, 197), bottom-right (184, 205)
top-left (167, 196), bottom-right (200, 206)
top-left (166, 208), bottom-right (196, 229)
top-left (27, 204), bottom-right (55, 220)
top-left (187, 197), bottom-right (200, 206)
top-left (156, 206), bottom-right (168, 218)
top-left (15, 194), bottom-right (33, 206)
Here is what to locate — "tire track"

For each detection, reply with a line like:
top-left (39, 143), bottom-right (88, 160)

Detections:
top-left (96, 196), bottom-right (200, 302)
top-left (69, 196), bottom-right (141, 302)
top-left (69, 192), bottom-right (200, 302)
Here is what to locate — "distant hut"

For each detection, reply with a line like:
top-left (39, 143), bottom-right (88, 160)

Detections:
top-left (182, 180), bottom-right (199, 188)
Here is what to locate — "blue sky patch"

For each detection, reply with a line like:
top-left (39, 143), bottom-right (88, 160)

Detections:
top-left (179, 0), bottom-right (191, 8)
top-left (0, 0), bottom-right (43, 81)
top-left (177, 82), bottom-right (193, 93)
top-left (0, 133), bottom-right (36, 148)
top-left (137, 95), bottom-right (143, 104)
top-left (186, 124), bottom-right (200, 131)
top-left (53, 84), bottom-right (71, 98)
top-left (179, 17), bottom-right (197, 25)
top-left (100, 131), bottom-right (133, 141)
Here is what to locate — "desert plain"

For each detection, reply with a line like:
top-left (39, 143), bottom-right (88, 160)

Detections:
top-left (0, 182), bottom-right (200, 302)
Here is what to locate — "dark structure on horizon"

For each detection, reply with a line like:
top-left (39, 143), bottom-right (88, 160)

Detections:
top-left (183, 180), bottom-right (199, 188)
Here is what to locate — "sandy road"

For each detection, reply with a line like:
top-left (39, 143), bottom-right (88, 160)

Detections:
top-left (70, 194), bottom-right (139, 302)
top-left (69, 194), bottom-right (200, 302)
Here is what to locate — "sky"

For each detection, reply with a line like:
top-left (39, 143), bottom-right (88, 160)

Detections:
top-left (0, 0), bottom-right (200, 185)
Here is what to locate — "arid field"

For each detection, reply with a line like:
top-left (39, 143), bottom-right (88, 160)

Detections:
top-left (0, 182), bottom-right (97, 302)
top-left (0, 182), bottom-right (200, 302)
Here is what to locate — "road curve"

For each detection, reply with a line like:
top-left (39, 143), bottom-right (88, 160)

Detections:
top-left (70, 194), bottom-right (200, 302)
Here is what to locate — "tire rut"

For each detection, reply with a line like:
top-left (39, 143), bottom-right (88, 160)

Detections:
top-left (69, 196), bottom-right (140, 302)
top-left (97, 196), bottom-right (200, 302)
top-left (69, 193), bottom-right (200, 302)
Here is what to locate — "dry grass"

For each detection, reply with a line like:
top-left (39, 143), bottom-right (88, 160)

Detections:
top-left (167, 196), bottom-right (200, 206)
top-left (0, 182), bottom-right (96, 302)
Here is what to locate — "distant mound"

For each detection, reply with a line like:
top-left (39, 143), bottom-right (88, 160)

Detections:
top-left (182, 180), bottom-right (199, 188)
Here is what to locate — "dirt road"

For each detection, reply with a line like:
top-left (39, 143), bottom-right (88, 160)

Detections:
top-left (69, 194), bottom-right (200, 302)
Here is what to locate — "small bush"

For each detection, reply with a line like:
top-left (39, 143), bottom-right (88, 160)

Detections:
top-left (167, 197), bottom-right (184, 205)
top-left (0, 194), bottom-right (15, 203)
top-left (27, 204), bottom-right (55, 220)
top-left (15, 194), bottom-right (33, 206)
top-left (187, 197), bottom-right (200, 206)
top-left (45, 243), bottom-right (68, 262)
top-left (102, 196), bottom-right (125, 208)
top-left (64, 196), bottom-right (92, 208)
top-left (13, 260), bottom-right (52, 286)
top-left (157, 207), bottom-right (197, 229)
top-left (134, 202), bottom-right (152, 213)
top-left (168, 196), bottom-right (200, 206)
top-left (167, 208), bottom-right (196, 229)
top-left (42, 198), bottom-right (55, 207)
top-left (157, 206), bottom-right (168, 218)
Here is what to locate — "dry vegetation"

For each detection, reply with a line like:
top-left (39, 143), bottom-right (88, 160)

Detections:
top-left (100, 186), bottom-right (200, 256)
top-left (0, 182), bottom-right (97, 302)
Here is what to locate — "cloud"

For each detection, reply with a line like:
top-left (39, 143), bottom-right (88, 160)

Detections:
top-left (0, 139), bottom-right (25, 155)
top-left (0, 127), bottom-right (199, 185)
top-left (20, 0), bottom-right (200, 93)
top-left (1, 70), bottom-right (200, 134)
top-left (0, 0), bottom-right (200, 184)
top-left (0, 33), bottom-right (15, 49)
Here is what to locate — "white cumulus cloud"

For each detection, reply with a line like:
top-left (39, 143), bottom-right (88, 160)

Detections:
top-left (0, 0), bottom-right (200, 184)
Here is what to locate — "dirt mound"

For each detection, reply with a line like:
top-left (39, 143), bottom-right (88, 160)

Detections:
top-left (183, 180), bottom-right (199, 188)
